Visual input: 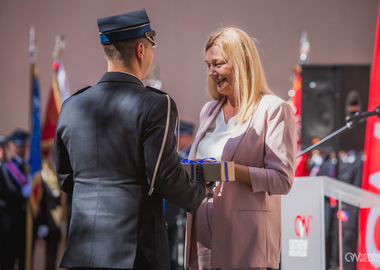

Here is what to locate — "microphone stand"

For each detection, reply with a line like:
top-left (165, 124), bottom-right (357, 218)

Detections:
top-left (297, 105), bottom-right (380, 158)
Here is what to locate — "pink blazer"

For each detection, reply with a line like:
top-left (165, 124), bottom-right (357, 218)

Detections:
top-left (185, 94), bottom-right (297, 269)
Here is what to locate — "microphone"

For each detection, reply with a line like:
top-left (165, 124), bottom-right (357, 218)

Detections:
top-left (345, 105), bottom-right (380, 124)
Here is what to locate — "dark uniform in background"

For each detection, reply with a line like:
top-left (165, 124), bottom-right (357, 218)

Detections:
top-left (165, 121), bottom-right (195, 269)
top-left (0, 130), bottom-right (29, 270)
top-left (54, 9), bottom-right (205, 270)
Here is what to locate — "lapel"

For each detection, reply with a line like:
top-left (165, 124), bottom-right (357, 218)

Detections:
top-left (221, 115), bottom-right (253, 161)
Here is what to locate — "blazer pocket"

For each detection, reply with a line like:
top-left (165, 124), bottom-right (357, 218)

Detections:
top-left (238, 191), bottom-right (272, 211)
top-left (232, 210), bottom-right (268, 261)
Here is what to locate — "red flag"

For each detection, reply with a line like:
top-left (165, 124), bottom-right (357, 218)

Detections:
top-left (41, 61), bottom-right (60, 151)
top-left (40, 58), bottom-right (71, 255)
top-left (289, 66), bottom-right (310, 176)
top-left (41, 60), bottom-right (70, 154)
top-left (358, 2), bottom-right (380, 269)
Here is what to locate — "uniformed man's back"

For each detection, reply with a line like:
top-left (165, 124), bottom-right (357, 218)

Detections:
top-left (54, 9), bottom-right (206, 270)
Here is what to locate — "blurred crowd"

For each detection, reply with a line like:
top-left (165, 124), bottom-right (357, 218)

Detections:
top-left (0, 129), bottom-right (64, 270)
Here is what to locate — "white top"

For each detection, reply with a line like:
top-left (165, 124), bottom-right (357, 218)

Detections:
top-left (196, 108), bottom-right (237, 161)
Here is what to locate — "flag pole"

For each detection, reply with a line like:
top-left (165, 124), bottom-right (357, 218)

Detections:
top-left (53, 34), bottom-right (66, 61)
top-left (25, 26), bottom-right (36, 270)
top-left (52, 34), bottom-right (70, 257)
top-left (52, 35), bottom-right (65, 113)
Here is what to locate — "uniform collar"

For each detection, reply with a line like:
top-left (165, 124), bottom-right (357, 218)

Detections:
top-left (98, 71), bottom-right (144, 86)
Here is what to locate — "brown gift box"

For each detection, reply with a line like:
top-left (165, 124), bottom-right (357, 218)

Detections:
top-left (181, 160), bottom-right (235, 182)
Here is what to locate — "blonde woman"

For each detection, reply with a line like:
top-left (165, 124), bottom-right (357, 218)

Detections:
top-left (185, 27), bottom-right (297, 270)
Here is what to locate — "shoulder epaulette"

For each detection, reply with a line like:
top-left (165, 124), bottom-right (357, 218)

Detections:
top-left (146, 85), bottom-right (168, 95)
top-left (72, 86), bottom-right (91, 96)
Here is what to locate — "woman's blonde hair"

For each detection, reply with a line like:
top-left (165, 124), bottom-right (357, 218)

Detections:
top-left (205, 27), bottom-right (273, 124)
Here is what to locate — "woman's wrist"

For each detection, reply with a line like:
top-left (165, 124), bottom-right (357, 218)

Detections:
top-left (234, 164), bottom-right (251, 185)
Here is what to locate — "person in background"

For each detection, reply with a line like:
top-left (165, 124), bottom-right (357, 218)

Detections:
top-left (0, 135), bottom-right (8, 267)
top-left (9, 130), bottom-right (30, 176)
top-left (0, 135), bottom-right (8, 164)
top-left (54, 9), bottom-right (206, 270)
top-left (165, 121), bottom-right (195, 269)
top-left (185, 27), bottom-right (297, 270)
top-left (177, 121), bottom-right (195, 160)
top-left (0, 130), bottom-right (30, 270)
top-left (0, 135), bottom-right (9, 211)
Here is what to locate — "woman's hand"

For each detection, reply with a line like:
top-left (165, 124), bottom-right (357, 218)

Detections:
top-left (234, 163), bottom-right (251, 185)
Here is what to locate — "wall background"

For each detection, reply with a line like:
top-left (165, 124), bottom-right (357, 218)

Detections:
top-left (0, 0), bottom-right (378, 135)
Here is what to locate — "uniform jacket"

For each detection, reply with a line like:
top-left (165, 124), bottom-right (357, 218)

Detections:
top-left (0, 159), bottom-right (27, 212)
top-left (0, 159), bottom-right (27, 270)
top-left (185, 94), bottom-right (297, 269)
top-left (54, 72), bottom-right (205, 270)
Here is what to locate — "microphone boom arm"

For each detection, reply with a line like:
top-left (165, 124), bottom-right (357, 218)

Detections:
top-left (297, 105), bottom-right (380, 158)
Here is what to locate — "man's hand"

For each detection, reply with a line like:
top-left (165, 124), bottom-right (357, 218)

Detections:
top-left (196, 164), bottom-right (215, 197)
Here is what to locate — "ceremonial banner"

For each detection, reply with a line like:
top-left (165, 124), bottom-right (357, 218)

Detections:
top-left (25, 27), bottom-right (44, 270)
top-left (358, 2), bottom-right (380, 269)
top-left (42, 60), bottom-right (71, 151)
top-left (41, 56), bottom-right (71, 256)
top-left (29, 63), bottom-right (43, 217)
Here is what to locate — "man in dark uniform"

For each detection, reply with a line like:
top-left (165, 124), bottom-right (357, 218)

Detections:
top-left (8, 130), bottom-right (30, 177)
top-left (0, 130), bottom-right (29, 270)
top-left (54, 9), bottom-right (206, 270)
